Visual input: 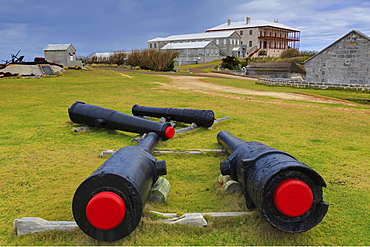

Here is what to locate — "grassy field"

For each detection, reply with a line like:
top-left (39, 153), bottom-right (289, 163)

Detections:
top-left (0, 68), bottom-right (369, 245)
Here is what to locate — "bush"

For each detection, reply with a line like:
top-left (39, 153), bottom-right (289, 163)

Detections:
top-left (81, 51), bottom-right (128, 65)
top-left (280, 48), bottom-right (300, 58)
top-left (126, 49), bottom-right (179, 71)
top-left (221, 56), bottom-right (239, 70)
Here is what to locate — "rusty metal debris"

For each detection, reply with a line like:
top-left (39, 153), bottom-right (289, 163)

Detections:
top-left (1, 50), bottom-right (25, 65)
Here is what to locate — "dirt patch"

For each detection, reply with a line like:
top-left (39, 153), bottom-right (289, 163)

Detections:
top-left (156, 75), bottom-right (355, 106)
top-left (119, 73), bottom-right (133, 78)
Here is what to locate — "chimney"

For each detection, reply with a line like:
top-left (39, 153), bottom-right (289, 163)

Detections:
top-left (274, 18), bottom-right (279, 23)
top-left (246, 17), bottom-right (251, 24)
top-left (227, 19), bottom-right (231, 26)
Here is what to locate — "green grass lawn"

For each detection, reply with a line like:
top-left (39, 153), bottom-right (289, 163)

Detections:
top-left (0, 69), bottom-right (369, 245)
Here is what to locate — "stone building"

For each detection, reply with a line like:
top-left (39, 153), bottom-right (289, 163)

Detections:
top-left (44, 44), bottom-right (82, 67)
top-left (206, 17), bottom-right (300, 58)
top-left (304, 30), bottom-right (370, 85)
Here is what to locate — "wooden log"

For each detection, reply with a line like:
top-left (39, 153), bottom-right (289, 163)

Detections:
top-left (14, 217), bottom-right (77, 236)
top-left (218, 174), bottom-right (243, 194)
top-left (148, 177), bottom-right (170, 203)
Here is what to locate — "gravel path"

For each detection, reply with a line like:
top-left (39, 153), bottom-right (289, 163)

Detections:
top-left (103, 67), bottom-right (355, 105)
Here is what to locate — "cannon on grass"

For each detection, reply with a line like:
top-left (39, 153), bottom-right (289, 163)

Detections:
top-left (68, 101), bottom-right (175, 140)
top-left (132, 104), bottom-right (215, 128)
top-left (72, 132), bottom-right (166, 241)
top-left (217, 131), bottom-right (328, 233)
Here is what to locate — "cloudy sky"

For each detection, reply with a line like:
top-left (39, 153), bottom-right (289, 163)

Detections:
top-left (1, 0), bottom-right (369, 61)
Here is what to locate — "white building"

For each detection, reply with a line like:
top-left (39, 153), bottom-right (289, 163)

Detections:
top-left (147, 17), bottom-right (300, 64)
top-left (44, 44), bottom-right (82, 67)
top-left (161, 41), bottom-right (221, 65)
top-left (148, 31), bottom-right (241, 64)
top-left (206, 17), bottom-right (300, 58)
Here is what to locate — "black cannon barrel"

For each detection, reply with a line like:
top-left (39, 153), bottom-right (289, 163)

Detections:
top-left (217, 131), bottom-right (329, 233)
top-left (72, 132), bottom-right (167, 241)
top-left (132, 104), bottom-right (215, 127)
top-left (68, 101), bottom-right (175, 140)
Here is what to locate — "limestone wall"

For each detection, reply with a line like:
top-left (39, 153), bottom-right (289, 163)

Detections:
top-left (258, 78), bottom-right (370, 91)
top-left (304, 31), bottom-right (370, 85)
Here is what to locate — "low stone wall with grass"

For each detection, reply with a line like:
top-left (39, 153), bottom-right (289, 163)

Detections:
top-left (258, 78), bottom-right (370, 91)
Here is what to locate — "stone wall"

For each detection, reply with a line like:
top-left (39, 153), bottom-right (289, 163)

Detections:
top-left (304, 30), bottom-right (370, 85)
top-left (258, 78), bottom-right (370, 91)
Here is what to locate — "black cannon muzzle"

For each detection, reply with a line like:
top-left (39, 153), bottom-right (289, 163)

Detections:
top-left (132, 104), bottom-right (215, 127)
top-left (68, 101), bottom-right (175, 140)
top-left (217, 131), bottom-right (329, 233)
top-left (72, 132), bottom-right (166, 241)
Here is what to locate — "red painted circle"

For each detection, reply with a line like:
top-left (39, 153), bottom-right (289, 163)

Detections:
top-left (86, 192), bottom-right (126, 230)
top-left (164, 126), bottom-right (175, 139)
top-left (273, 179), bottom-right (313, 217)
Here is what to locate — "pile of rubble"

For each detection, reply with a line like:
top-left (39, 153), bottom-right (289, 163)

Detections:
top-left (0, 51), bottom-right (64, 78)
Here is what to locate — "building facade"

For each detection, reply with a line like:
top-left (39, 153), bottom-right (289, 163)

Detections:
top-left (206, 17), bottom-right (300, 58)
top-left (304, 30), bottom-right (370, 85)
top-left (148, 31), bottom-right (241, 59)
top-left (147, 17), bottom-right (300, 64)
top-left (161, 41), bottom-right (221, 65)
top-left (44, 44), bottom-right (82, 67)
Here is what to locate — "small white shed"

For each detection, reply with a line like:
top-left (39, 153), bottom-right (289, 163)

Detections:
top-left (44, 44), bottom-right (82, 67)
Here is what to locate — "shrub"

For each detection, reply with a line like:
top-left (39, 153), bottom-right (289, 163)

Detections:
top-left (221, 56), bottom-right (239, 70)
top-left (280, 48), bottom-right (300, 58)
top-left (82, 51), bottom-right (128, 65)
top-left (126, 49), bottom-right (179, 71)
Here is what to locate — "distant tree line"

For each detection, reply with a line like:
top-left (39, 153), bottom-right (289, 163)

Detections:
top-left (78, 49), bottom-right (179, 71)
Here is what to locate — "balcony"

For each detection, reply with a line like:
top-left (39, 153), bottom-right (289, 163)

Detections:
top-left (258, 34), bottom-right (300, 41)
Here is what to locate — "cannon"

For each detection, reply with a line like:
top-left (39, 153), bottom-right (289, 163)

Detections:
top-left (132, 104), bottom-right (215, 128)
top-left (72, 132), bottom-right (167, 241)
top-left (68, 101), bottom-right (175, 140)
top-left (217, 131), bottom-right (328, 233)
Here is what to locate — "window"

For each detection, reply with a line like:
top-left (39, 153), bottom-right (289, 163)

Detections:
top-left (240, 30), bottom-right (243, 35)
top-left (249, 30), bottom-right (253, 35)
top-left (223, 39), bottom-right (227, 45)
top-left (249, 41), bottom-right (252, 47)
top-left (150, 44), bottom-right (153, 49)
top-left (216, 39), bottom-right (219, 45)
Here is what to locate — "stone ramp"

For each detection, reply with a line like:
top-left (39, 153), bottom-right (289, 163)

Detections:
top-left (0, 64), bottom-right (63, 76)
